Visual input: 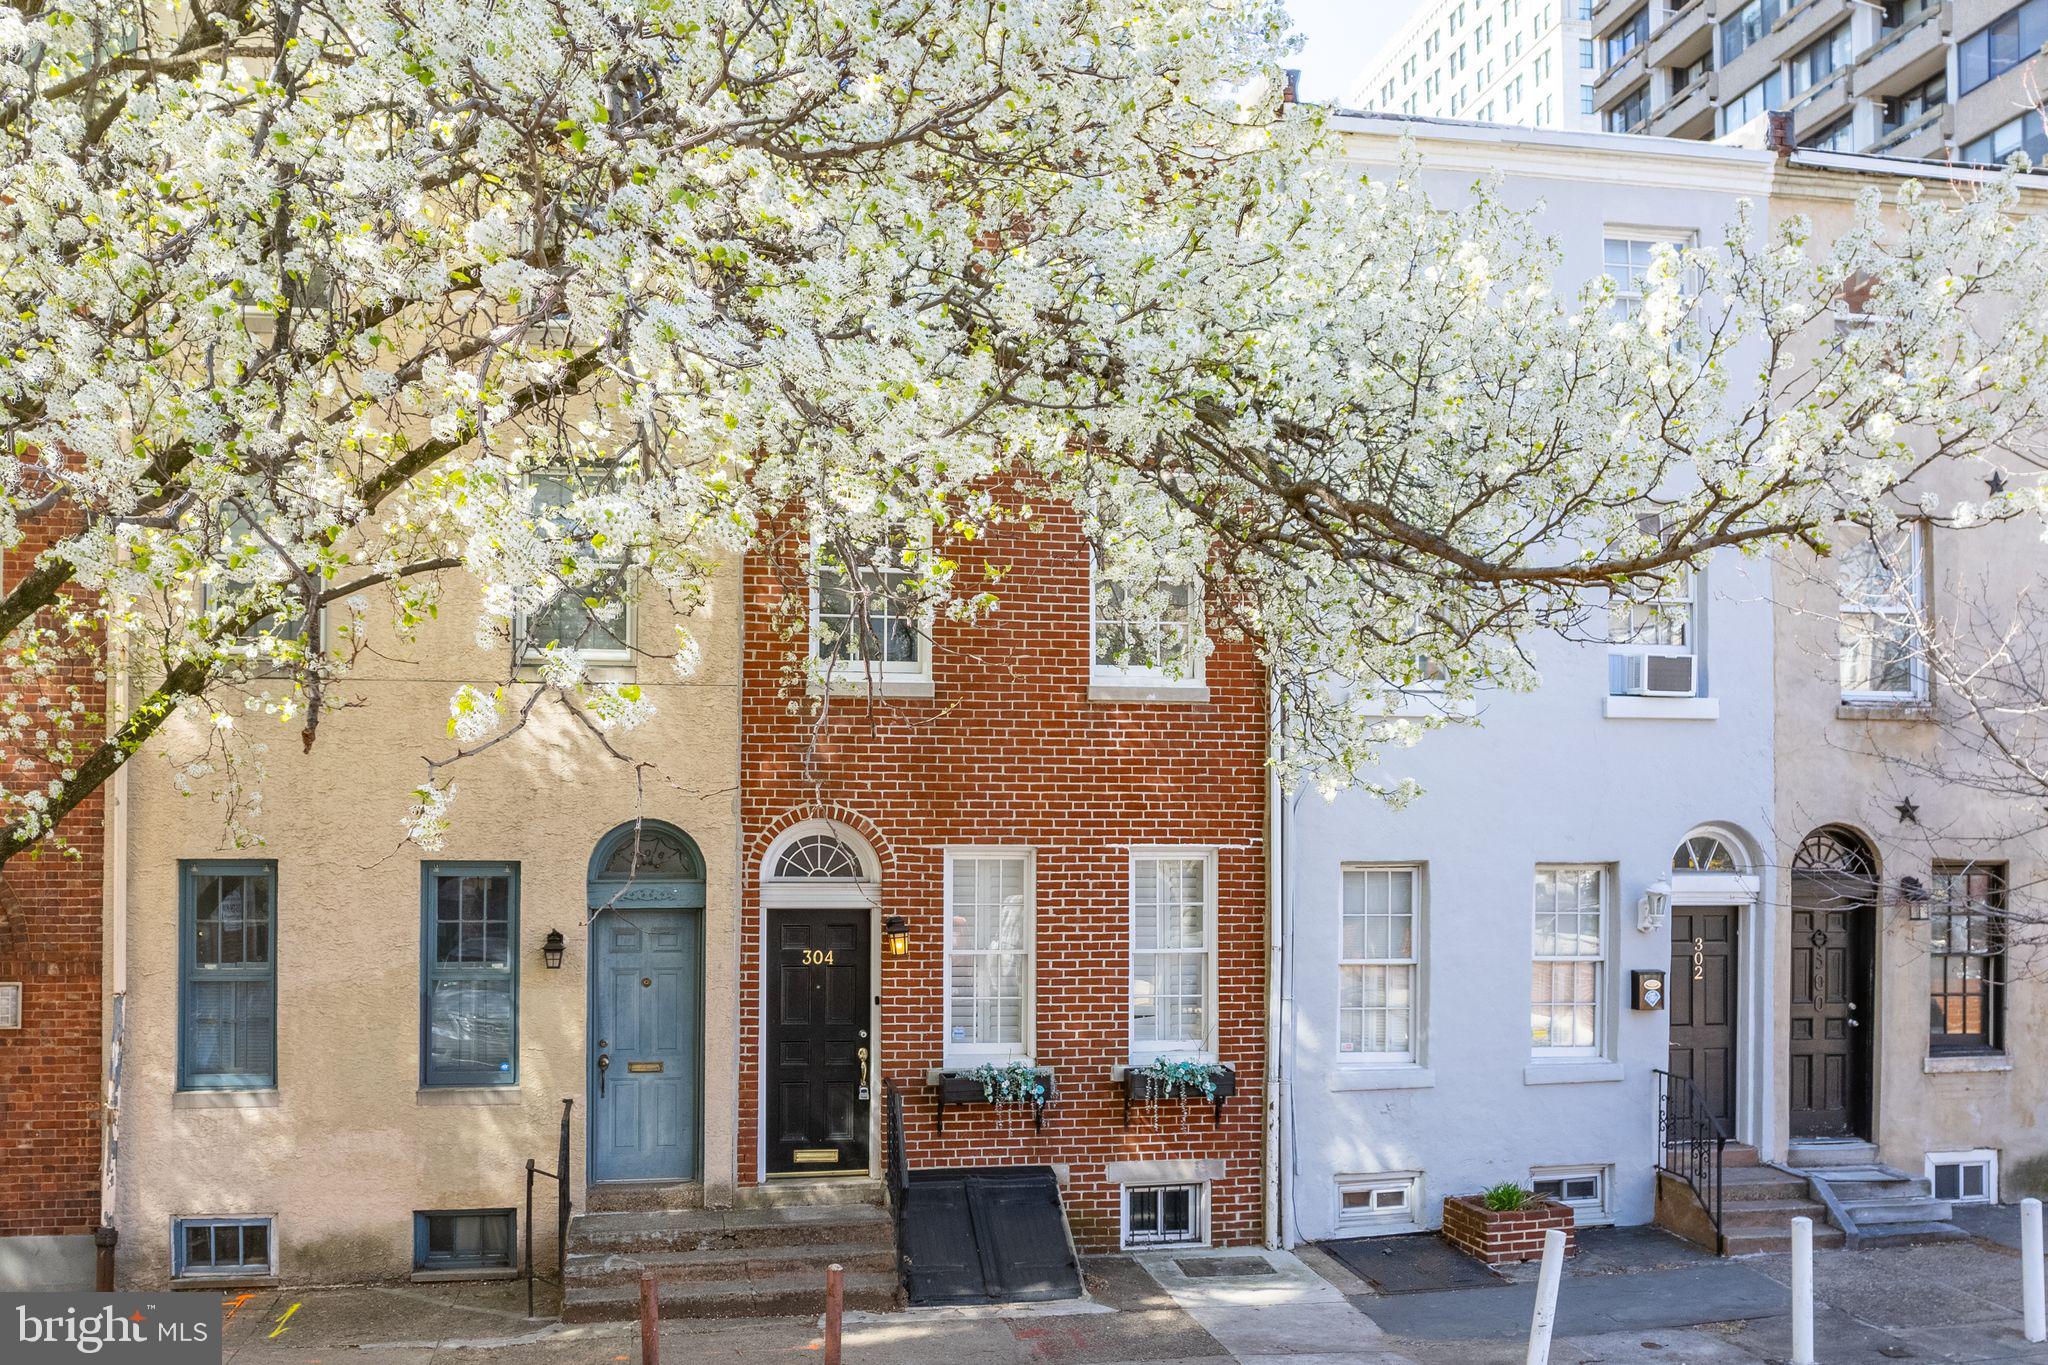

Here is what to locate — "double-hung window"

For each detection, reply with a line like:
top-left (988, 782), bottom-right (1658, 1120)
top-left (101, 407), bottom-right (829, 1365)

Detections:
top-left (1339, 867), bottom-right (1420, 1066)
top-left (1130, 850), bottom-right (1216, 1061)
top-left (179, 863), bottom-right (277, 1090)
top-left (421, 863), bottom-right (518, 1087)
top-left (1930, 863), bottom-right (2005, 1056)
top-left (1604, 234), bottom-right (1692, 320)
top-left (1092, 572), bottom-right (1203, 686)
top-left (1531, 867), bottom-right (1607, 1058)
top-left (944, 851), bottom-right (1034, 1064)
top-left (1838, 525), bottom-right (1927, 703)
top-left (1609, 547), bottom-right (1699, 698)
top-left (811, 531), bottom-right (929, 683)
top-left (519, 465), bottom-right (633, 663)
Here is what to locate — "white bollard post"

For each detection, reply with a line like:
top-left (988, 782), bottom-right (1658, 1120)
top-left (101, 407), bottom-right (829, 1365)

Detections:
top-left (1790, 1216), bottom-right (1815, 1365)
top-left (2023, 1197), bottom-right (2045, 1344)
top-left (1525, 1228), bottom-right (1566, 1365)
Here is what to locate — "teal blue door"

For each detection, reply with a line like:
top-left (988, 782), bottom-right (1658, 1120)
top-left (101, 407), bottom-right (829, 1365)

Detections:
top-left (588, 823), bottom-right (705, 1184)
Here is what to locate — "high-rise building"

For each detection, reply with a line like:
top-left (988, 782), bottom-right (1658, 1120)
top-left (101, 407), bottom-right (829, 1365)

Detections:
top-left (1588, 0), bottom-right (2046, 165)
top-left (1349, 0), bottom-right (1604, 132)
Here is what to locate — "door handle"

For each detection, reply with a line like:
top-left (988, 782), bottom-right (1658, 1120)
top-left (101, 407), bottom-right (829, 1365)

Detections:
top-left (857, 1046), bottom-right (869, 1090)
top-left (1847, 1019), bottom-right (1859, 1028)
top-left (597, 1052), bottom-right (610, 1098)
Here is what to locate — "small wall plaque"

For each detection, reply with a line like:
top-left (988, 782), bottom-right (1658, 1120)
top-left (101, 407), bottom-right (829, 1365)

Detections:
top-left (0, 982), bottom-right (19, 1030)
top-left (1631, 970), bottom-right (1667, 1011)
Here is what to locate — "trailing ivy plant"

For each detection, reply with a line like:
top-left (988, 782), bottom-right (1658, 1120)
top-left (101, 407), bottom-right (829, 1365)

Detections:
top-left (969, 1061), bottom-right (1047, 1107)
top-left (1143, 1057), bottom-right (1220, 1101)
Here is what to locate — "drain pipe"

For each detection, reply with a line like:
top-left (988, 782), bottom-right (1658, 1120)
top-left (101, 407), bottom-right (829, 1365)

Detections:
top-left (1261, 682), bottom-right (1294, 1251)
top-left (98, 595), bottom-right (133, 1291)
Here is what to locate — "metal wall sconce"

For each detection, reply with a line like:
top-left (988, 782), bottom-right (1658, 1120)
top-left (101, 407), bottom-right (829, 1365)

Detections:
top-left (1898, 876), bottom-right (1932, 922)
top-left (542, 929), bottom-right (566, 968)
top-left (1637, 881), bottom-right (1671, 933)
top-left (883, 915), bottom-right (910, 958)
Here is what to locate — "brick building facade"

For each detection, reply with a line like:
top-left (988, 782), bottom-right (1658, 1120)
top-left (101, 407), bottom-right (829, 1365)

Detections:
top-left (736, 491), bottom-right (1268, 1252)
top-left (0, 527), bottom-right (108, 1288)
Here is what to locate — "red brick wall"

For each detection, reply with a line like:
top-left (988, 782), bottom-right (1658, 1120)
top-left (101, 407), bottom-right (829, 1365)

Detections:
top-left (1441, 1196), bottom-right (1576, 1265)
top-left (0, 531), bottom-right (107, 1238)
top-left (737, 494), bottom-right (1268, 1251)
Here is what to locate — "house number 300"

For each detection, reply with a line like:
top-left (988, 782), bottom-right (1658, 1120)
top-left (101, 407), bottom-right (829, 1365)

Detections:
top-left (801, 949), bottom-right (836, 965)
top-left (1692, 937), bottom-right (1706, 981)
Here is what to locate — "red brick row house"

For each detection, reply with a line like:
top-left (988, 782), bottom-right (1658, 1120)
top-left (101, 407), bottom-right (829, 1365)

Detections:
top-left (736, 491), bottom-right (1269, 1257)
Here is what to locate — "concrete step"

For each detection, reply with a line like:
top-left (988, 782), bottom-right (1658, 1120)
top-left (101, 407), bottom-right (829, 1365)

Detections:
top-left (1822, 1175), bottom-right (1931, 1203)
top-left (1720, 1199), bottom-right (1833, 1232)
top-left (568, 1203), bottom-right (894, 1255)
top-left (1855, 1220), bottom-right (1975, 1248)
top-left (1845, 1196), bottom-right (1956, 1227)
top-left (587, 1181), bottom-right (705, 1214)
top-left (733, 1179), bottom-right (886, 1209)
top-left (562, 1269), bottom-right (901, 1323)
top-left (1786, 1140), bottom-right (1879, 1169)
top-left (565, 1240), bottom-right (897, 1288)
top-left (1721, 1168), bottom-right (1816, 1202)
top-left (1723, 1224), bottom-right (1848, 1256)
top-left (1723, 1143), bottom-right (1763, 1169)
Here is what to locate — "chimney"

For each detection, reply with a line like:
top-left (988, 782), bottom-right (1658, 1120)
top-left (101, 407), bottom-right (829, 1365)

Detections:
top-left (1283, 68), bottom-right (1301, 105)
top-left (1766, 109), bottom-right (1796, 157)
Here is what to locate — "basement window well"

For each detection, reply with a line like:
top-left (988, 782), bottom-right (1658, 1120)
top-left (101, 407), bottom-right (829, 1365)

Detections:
top-left (1122, 1183), bottom-right (1205, 1249)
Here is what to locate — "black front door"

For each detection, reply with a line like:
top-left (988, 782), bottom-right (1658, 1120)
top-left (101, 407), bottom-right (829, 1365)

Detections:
top-left (766, 908), bottom-right (870, 1175)
top-left (1789, 878), bottom-right (1874, 1139)
top-left (1668, 907), bottom-right (1739, 1136)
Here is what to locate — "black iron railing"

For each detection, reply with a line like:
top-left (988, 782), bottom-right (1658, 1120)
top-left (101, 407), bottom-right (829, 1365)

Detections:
top-left (1653, 1069), bottom-right (1726, 1254)
top-left (883, 1076), bottom-right (909, 1291)
top-left (525, 1097), bottom-right (574, 1319)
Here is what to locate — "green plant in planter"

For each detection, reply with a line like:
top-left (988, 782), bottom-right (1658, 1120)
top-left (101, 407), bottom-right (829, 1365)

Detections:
top-left (1480, 1182), bottom-right (1532, 1212)
top-left (970, 1061), bottom-right (1047, 1106)
top-left (1144, 1057), bottom-right (1219, 1100)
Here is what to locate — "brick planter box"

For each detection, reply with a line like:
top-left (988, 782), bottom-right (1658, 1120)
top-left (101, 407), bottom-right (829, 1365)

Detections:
top-left (1441, 1195), bottom-right (1577, 1265)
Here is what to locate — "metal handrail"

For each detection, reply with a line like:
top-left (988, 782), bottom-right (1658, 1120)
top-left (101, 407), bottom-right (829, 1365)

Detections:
top-left (525, 1098), bottom-right (575, 1319)
top-left (1653, 1069), bottom-right (1728, 1254)
top-left (882, 1077), bottom-right (910, 1292)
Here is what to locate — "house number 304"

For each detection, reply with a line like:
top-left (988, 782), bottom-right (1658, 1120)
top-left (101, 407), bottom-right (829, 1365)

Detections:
top-left (801, 949), bottom-right (836, 965)
top-left (1692, 937), bottom-right (1706, 981)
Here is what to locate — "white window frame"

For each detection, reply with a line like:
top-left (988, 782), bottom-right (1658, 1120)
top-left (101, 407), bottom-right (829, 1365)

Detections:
top-left (1088, 563), bottom-right (1205, 689)
top-left (1926, 1149), bottom-right (1997, 1205)
top-left (517, 465), bottom-right (635, 666)
top-left (807, 526), bottom-right (933, 686)
top-left (1338, 865), bottom-right (1423, 1069)
top-left (1334, 1172), bottom-right (1424, 1234)
top-left (1531, 865), bottom-right (1611, 1060)
top-left (1838, 524), bottom-right (1928, 704)
top-left (1119, 1181), bottom-right (1208, 1249)
top-left (941, 847), bottom-right (1036, 1067)
top-left (1128, 847), bottom-right (1220, 1065)
top-left (1531, 1165), bottom-right (1612, 1224)
top-left (0, 981), bottom-right (19, 1030)
top-left (1603, 229), bottom-right (1697, 322)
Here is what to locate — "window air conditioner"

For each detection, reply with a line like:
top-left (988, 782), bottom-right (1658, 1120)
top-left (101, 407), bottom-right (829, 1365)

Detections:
top-left (1623, 652), bottom-right (1696, 698)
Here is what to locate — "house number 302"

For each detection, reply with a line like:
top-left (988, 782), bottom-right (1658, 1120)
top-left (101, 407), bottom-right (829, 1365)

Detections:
top-left (801, 949), bottom-right (836, 965)
top-left (1692, 937), bottom-right (1706, 981)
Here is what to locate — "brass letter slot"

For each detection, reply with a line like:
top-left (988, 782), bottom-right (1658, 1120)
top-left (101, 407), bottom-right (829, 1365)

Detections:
top-left (792, 1148), bottom-right (839, 1165)
top-left (626, 1061), bottom-right (664, 1074)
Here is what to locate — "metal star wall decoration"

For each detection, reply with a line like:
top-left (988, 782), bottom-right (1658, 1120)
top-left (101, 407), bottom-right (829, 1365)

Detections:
top-left (1987, 471), bottom-right (2008, 496)
top-left (1896, 797), bottom-right (1920, 824)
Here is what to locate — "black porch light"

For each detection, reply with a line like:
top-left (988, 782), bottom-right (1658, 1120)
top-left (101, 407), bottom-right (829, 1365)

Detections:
top-left (541, 929), bottom-right (567, 969)
top-left (883, 915), bottom-right (911, 958)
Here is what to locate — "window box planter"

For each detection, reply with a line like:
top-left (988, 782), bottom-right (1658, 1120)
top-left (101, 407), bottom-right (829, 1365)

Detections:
top-left (932, 1066), bottom-right (1054, 1134)
top-left (1441, 1194), bottom-right (1578, 1266)
top-left (1120, 1062), bottom-right (1237, 1128)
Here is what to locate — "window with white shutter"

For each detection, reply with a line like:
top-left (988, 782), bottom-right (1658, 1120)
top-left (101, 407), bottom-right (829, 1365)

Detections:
top-left (1130, 850), bottom-right (1216, 1061)
top-left (943, 851), bottom-right (1034, 1064)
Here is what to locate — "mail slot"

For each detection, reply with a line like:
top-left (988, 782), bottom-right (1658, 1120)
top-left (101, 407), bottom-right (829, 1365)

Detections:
top-left (792, 1148), bottom-right (839, 1165)
top-left (627, 1061), bottom-right (664, 1074)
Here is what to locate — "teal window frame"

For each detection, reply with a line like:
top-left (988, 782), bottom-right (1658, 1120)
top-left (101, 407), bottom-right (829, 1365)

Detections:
top-left (420, 862), bottom-right (520, 1087)
top-left (413, 1208), bottom-right (516, 1271)
top-left (177, 861), bottom-right (278, 1091)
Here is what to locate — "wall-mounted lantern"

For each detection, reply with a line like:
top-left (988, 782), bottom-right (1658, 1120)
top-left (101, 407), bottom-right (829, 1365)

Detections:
top-left (883, 915), bottom-right (910, 958)
top-left (1637, 880), bottom-right (1672, 933)
top-left (542, 929), bottom-right (567, 969)
top-left (1898, 876), bottom-right (1932, 922)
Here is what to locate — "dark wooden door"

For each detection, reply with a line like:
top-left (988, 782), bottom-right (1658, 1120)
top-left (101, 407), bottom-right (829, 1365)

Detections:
top-left (765, 908), bottom-right (870, 1175)
top-left (1668, 907), bottom-right (1739, 1136)
top-left (1789, 879), bottom-right (1873, 1138)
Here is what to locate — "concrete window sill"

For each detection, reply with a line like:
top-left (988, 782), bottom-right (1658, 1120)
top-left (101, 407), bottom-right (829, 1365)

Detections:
top-left (1330, 1066), bottom-right (1435, 1092)
top-left (1836, 701), bottom-right (1933, 722)
top-left (173, 1275), bottom-right (279, 1291)
top-left (1523, 1060), bottom-right (1625, 1086)
top-left (410, 1267), bottom-right (522, 1284)
top-left (1604, 696), bottom-right (1719, 721)
top-left (817, 677), bottom-right (935, 701)
top-left (1088, 679), bottom-right (1210, 705)
top-left (173, 1089), bottom-right (280, 1110)
top-left (1924, 1054), bottom-right (2011, 1074)
top-left (417, 1087), bottom-right (524, 1106)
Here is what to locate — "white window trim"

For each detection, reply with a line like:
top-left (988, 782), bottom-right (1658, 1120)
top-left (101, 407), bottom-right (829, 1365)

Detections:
top-left (1337, 864), bottom-right (1425, 1070)
top-left (941, 846), bottom-right (1036, 1067)
top-left (1128, 846), bottom-right (1220, 1065)
top-left (1839, 523), bottom-right (1929, 705)
top-left (1531, 864), bottom-right (1612, 1062)
top-left (517, 467), bottom-right (636, 666)
top-left (1088, 561), bottom-right (1206, 694)
top-left (0, 981), bottom-right (19, 1030)
top-left (1603, 228), bottom-right (1698, 319)
top-left (1334, 1172), bottom-right (1424, 1235)
top-left (1119, 1180), bottom-right (1210, 1250)
top-left (1531, 1165), bottom-right (1613, 1225)
top-left (759, 820), bottom-right (881, 911)
top-left (807, 525), bottom-right (935, 688)
top-left (1926, 1148), bottom-right (1998, 1205)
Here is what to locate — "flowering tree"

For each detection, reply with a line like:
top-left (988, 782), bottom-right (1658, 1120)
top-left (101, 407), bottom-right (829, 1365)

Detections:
top-left (4, 0), bottom-right (2048, 863)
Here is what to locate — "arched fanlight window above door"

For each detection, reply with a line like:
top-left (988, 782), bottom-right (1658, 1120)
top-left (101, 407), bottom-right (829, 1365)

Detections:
top-left (1793, 826), bottom-right (1875, 878)
top-left (773, 833), bottom-right (866, 881)
top-left (1674, 831), bottom-right (1744, 874)
top-left (594, 823), bottom-right (704, 882)
top-left (760, 821), bottom-right (879, 910)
